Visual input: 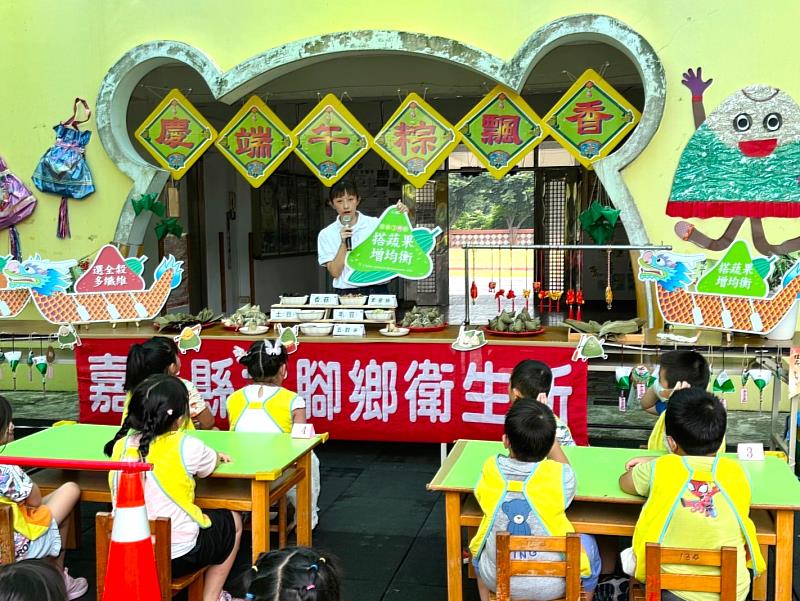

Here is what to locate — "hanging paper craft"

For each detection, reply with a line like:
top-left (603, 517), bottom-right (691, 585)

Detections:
top-left (32, 98), bottom-right (95, 239)
top-left (57, 324), bottom-right (80, 350)
top-left (215, 95), bottom-right (296, 187)
top-left (638, 247), bottom-right (800, 335)
top-left (542, 69), bottom-right (641, 169)
top-left (6, 351), bottom-right (20, 389)
top-left (132, 193), bottom-right (165, 218)
top-left (0, 156), bottom-right (37, 260)
top-left (712, 369), bottom-right (736, 393)
top-left (135, 89), bottom-right (217, 180)
top-left (0, 251), bottom-right (182, 325)
top-left (155, 217), bottom-right (183, 240)
top-left (174, 324), bottom-right (202, 354)
top-left (276, 326), bottom-right (299, 355)
top-left (579, 200), bottom-right (620, 245)
top-left (344, 207), bottom-right (442, 286)
top-left (669, 68), bottom-right (800, 254)
top-left (0, 255), bottom-right (33, 318)
top-left (293, 94), bottom-right (371, 186)
top-left (455, 85), bottom-right (545, 179)
top-left (372, 93), bottom-right (459, 188)
top-left (74, 244), bottom-right (147, 293)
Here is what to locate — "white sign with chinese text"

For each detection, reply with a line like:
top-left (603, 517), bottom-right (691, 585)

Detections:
top-left (333, 323), bottom-right (365, 337)
top-left (333, 308), bottom-right (364, 321)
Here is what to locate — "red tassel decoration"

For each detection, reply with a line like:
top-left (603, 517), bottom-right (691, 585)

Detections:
top-left (507, 289), bottom-right (516, 312)
top-left (470, 281), bottom-right (478, 305)
top-left (8, 225), bottom-right (21, 261)
top-left (495, 290), bottom-right (505, 311)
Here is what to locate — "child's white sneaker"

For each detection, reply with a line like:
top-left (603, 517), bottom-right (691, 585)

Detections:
top-left (63, 568), bottom-right (88, 600)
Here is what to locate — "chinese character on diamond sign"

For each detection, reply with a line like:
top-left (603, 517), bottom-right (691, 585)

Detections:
top-left (215, 95), bottom-right (296, 188)
top-left (372, 93), bottom-right (460, 188)
top-left (293, 94), bottom-right (371, 187)
top-left (135, 89), bottom-right (218, 180)
top-left (541, 69), bottom-right (640, 169)
top-left (456, 85), bottom-right (545, 179)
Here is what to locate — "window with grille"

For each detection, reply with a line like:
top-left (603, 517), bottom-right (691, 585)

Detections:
top-left (415, 181), bottom-right (437, 294)
top-left (543, 174), bottom-right (566, 291)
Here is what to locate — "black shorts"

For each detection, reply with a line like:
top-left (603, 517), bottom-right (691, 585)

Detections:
top-left (172, 509), bottom-right (236, 577)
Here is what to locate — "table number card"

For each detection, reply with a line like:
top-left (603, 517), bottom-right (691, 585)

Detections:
top-left (333, 308), bottom-right (364, 321)
top-left (737, 443), bottom-right (765, 461)
top-left (333, 323), bottom-right (365, 337)
top-left (291, 423), bottom-right (316, 439)
top-left (310, 294), bottom-right (339, 306)
top-left (368, 294), bottom-right (397, 307)
top-left (270, 308), bottom-right (299, 320)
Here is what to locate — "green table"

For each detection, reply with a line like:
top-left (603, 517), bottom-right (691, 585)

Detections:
top-left (428, 440), bottom-right (800, 601)
top-left (3, 424), bottom-right (327, 561)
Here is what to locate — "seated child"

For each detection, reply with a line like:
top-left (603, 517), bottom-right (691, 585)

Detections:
top-left (0, 396), bottom-right (87, 600)
top-left (227, 340), bottom-right (320, 528)
top-left (0, 559), bottom-right (68, 601)
top-left (619, 388), bottom-right (765, 601)
top-left (470, 399), bottom-right (600, 601)
top-left (640, 351), bottom-right (714, 451)
top-left (510, 359), bottom-right (576, 447)
top-left (244, 547), bottom-right (341, 601)
top-left (105, 375), bottom-right (244, 601)
top-left (122, 336), bottom-right (215, 429)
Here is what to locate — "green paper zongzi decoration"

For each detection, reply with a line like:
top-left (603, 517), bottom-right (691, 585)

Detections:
top-left (345, 207), bottom-right (442, 286)
top-left (579, 200), bottom-right (620, 244)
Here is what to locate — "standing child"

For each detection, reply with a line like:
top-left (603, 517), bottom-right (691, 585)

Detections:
top-left (104, 375), bottom-right (244, 601)
top-left (640, 351), bottom-right (715, 451)
top-left (122, 336), bottom-right (215, 429)
top-left (243, 547), bottom-right (341, 601)
top-left (470, 400), bottom-right (600, 601)
top-left (619, 388), bottom-right (764, 601)
top-left (0, 396), bottom-right (87, 599)
top-left (226, 340), bottom-right (320, 528)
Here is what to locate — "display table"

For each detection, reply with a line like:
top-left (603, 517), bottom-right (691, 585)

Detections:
top-left (428, 440), bottom-right (800, 601)
top-left (4, 423), bottom-right (325, 561)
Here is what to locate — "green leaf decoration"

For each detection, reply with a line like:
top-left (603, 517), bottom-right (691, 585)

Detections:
top-left (752, 257), bottom-right (775, 279)
top-left (578, 200), bottom-right (620, 244)
top-left (155, 217), bottom-right (183, 240)
top-left (124, 257), bottom-right (147, 277)
top-left (348, 269), bottom-right (397, 285)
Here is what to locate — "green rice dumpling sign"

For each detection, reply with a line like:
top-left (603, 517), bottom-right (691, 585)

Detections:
top-left (345, 207), bottom-right (442, 286)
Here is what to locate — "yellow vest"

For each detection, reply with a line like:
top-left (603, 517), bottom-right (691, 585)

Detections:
top-left (0, 495), bottom-right (51, 541)
top-left (121, 384), bottom-right (196, 431)
top-left (647, 412), bottom-right (725, 454)
top-left (468, 456), bottom-right (591, 577)
top-left (226, 386), bottom-right (296, 433)
top-left (632, 454), bottom-right (765, 586)
top-left (109, 431), bottom-right (211, 528)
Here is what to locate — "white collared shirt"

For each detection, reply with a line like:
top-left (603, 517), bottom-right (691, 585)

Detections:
top-left (317, 211), bottom-right (379, 289)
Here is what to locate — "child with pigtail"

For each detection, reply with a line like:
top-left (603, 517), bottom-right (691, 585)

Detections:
top-left (243, 547), bottom-right (341, 601)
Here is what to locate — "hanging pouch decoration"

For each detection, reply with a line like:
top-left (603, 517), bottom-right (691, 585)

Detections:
top-left (0, 156), bottom-right (37, 260)
top-left (32, 98), bottom-right (95, 239)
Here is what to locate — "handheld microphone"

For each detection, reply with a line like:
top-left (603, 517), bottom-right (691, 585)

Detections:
top-left (341, 215), bottom-right (353, 250)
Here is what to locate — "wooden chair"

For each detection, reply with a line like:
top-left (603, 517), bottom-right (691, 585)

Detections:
top-left (494, 532), bottom-right (585, 601)
top-left (631, 543), bottom-right (738, 601)
top-left (0, 505), bottom-right (13, 565)
top-left (95, 512), bottom-right (207, 601)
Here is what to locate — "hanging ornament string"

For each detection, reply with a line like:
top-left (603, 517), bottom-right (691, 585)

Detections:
top-left (495, 247), bottom-right (505, 311)
top-left (489, 247), bottom-right (496, 293)
top-left (507, 247), bottom-right (516, 311)
top-left (607, 248), bottom-right (612, 304)
top-left (470, 248), bottom-right (478, 305)
top-left (523, 249), bottom-right (531, 311)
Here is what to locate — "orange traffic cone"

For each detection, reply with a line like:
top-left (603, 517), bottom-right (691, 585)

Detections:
top-left (102, 469), bottom-right (161, 600)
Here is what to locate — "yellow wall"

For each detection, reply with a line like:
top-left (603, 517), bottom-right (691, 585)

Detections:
top-left (2, 0), bottom-right (796, 261)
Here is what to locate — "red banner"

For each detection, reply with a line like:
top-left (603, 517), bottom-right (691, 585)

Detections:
top-left (75, 337), bottom-right (587, 444)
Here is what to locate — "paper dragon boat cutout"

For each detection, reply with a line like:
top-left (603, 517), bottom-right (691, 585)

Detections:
top-left (638, 246), bottom-right (800, 334)
top-left (0, 244), bottom-right (183, 324)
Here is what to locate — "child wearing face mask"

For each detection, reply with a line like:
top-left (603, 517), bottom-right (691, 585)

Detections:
top-left (640, 350), bottom-right (718, 452)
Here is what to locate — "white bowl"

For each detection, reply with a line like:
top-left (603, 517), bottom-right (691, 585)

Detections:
top-left (298, 309), bottom-right (326, 321)
top-left (365, 309), bottom-right (392, 321)
top-left (299, 322), bottom-right (334, 336)
top-left (238, 325), bottom-right (270, 336)
top-left (339, 294), bottom-right (367, 306)
top-left (280, 295), bottom-right (308, 305)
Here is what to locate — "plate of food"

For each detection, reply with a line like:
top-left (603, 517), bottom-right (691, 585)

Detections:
top-left (482, 327), bottom-right (546, 337)
top-left (365, 309), bottom-right (393, 321)
top-left (238, 325), bottom-right (270, 336)
top-left (339, 293), bottom-right (367, 306)
top-left (484, 309), bottom-right (543, 336)
top-left (154, 308), bottom-right (223, 332)
top-left (379, 323), bottom-right (410, 337)
top-left (280, 293), bottom-right (308, 305)
top-left (222, 304), bottom-right (268, 331)
top-left (400, 306), bottom-right (447, 332)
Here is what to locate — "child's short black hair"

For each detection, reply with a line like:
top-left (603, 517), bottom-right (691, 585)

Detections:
top-left (0, 559), bottom-right (67, 601)
top-left (660, 350), bottom-right (710, 389)
top-left (504, 398), bottom-right (556, 462)
top-left (509, 360), bottom-right (552, 398)
top-left (665, 388), bottom-right (726, 456)
top-left (328, 178), bottom-right (359, 204)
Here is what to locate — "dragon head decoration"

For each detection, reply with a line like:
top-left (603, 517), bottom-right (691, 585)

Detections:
top-left (638, 251), bottom-right (704, 292)
top-left (0, 255), bottom-right (75, 295)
